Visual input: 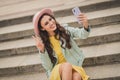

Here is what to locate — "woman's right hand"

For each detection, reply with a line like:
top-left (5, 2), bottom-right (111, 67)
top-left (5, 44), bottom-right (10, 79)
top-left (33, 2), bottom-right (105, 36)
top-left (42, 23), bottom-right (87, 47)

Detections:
top-left (32, 35), bottom-right (45, 53)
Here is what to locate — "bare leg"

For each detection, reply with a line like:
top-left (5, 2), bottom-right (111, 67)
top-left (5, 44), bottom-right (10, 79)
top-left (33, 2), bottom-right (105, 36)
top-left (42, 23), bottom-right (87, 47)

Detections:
top-left (59, 62), bottom-right (72, 80)
top-left (72, 69), bottom-right (82, 80)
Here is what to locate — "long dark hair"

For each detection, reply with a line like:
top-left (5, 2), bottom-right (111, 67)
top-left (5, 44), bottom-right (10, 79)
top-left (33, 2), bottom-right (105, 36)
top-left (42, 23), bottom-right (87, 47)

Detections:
top-left (38, 13), bottom-right (71, 66)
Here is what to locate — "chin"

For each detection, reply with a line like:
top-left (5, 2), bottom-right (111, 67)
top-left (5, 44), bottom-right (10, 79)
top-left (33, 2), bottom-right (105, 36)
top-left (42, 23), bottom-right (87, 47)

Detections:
top-left (52, 26), bottom-right (57, 31)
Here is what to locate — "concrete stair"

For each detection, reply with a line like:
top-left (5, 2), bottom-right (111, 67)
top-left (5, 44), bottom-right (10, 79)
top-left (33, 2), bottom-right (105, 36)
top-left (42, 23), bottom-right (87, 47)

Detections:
top-left (0, 0), bottom-right (120, 27)
top-left (0, 41), bottom-right (119, 79)
top-left (0, 7), bottom-right (120, 42)
top-left (0, 64), bottom-right (119, 80)
top-left (0, 0), bottom-right (120, 80)
top-left (0, 23), bottom-right (120, 57)
top-left (0, 72), bottom-right (47, 80)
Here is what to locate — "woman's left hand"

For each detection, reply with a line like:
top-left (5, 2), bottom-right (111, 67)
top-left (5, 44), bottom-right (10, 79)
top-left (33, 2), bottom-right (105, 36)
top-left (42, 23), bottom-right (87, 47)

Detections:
top-left (77, 13), bottom-right (89, 29)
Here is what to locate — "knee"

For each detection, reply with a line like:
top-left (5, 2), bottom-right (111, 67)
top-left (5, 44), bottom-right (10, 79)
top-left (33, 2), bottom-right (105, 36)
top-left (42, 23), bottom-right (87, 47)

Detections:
top-left (73, 72), bottom-right (82, 80)
top-left (63, 62), bottom-right (72, 69)
top-left (59, 62), bottom-right (72, 75)
top-left (61, 62), bottom-right (72, 72)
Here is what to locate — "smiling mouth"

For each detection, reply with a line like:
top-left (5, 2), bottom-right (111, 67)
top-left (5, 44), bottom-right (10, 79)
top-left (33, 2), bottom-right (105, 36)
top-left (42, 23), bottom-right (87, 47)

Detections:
top-left (50, 25), bottom-right (55, 28)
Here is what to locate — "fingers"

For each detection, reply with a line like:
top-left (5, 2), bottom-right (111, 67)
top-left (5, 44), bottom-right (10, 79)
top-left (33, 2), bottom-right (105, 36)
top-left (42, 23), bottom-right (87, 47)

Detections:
top-left (31, 34), bottom-right (44, 52)
top-left (78, 13), bottom-right (85, 16)
top-left (77, 13), bottom-right (89, 27)
top-left (32, 35), bottom-right (37, 41)
top-left (32, 35), bottom-right (42, 42)
top-left (32, 34), bottom-right (44, 50)
top-left (77, 13), bottom-right (87, 20)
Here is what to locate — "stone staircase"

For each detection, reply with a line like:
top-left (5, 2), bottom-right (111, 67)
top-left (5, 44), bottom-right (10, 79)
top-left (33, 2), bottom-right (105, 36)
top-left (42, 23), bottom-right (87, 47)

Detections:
top-left (0, 0), bottom-right (120, 80)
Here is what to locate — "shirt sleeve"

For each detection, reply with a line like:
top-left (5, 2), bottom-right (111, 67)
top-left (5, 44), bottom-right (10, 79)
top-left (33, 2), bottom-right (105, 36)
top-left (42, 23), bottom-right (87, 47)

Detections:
top-left (64, 24), bottom-right (91, 39)
top-left (39, 49), bottom-right (53, 73)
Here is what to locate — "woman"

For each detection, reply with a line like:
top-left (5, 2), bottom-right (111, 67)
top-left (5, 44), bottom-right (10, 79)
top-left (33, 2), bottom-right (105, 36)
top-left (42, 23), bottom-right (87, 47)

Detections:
top-left (32, 8), bottom-right (90, 80)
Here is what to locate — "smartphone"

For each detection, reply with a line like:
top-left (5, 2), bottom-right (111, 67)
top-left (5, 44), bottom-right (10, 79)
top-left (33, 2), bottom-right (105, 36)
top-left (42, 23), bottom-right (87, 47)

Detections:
top-left (72, 7), bottom-right (81, 24)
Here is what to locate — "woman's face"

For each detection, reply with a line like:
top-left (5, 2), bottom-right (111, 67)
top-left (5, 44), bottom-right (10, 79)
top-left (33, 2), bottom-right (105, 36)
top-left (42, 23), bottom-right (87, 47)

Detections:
top-left (40, 15), bottom-right (57, 34)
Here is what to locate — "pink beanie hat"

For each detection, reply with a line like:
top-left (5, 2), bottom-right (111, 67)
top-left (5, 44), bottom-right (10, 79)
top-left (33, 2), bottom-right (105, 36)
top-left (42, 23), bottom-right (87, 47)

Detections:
top-left (33, 8), bottom-right (54, 35)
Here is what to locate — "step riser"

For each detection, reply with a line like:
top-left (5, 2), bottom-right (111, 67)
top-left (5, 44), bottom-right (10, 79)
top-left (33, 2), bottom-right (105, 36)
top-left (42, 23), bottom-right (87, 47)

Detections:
top-left (0, 54), bottom-right (119, 76)
top-left (0, 0), bottom-right (120, 27)
top-left (91, 76), bottom-right (120, 80)
top-left (0, 29), bottom-right (34, 42)
top-left (0, 33), bottom-right (120, 57)
top-left (0, 16), bottom-right (32, 27)
top-left (83, 53), bottom-right (120, 67)
top-left (0, 14), bottom-right (120, 42)
top-left (0, 64), bottom-right (45, 77)
top-left (89, 14), bottom-right (120, 26)
top-left (0, 46), bottom-right (37, 58)
top-left (77, 33), bottom-right (120, 47)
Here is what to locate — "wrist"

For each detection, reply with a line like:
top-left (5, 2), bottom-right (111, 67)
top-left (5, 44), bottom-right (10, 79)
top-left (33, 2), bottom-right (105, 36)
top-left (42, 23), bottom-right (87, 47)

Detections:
top-left (84, 25), bottom-right (90, 32)
top-left (84, 26), bottom-right (88, 30)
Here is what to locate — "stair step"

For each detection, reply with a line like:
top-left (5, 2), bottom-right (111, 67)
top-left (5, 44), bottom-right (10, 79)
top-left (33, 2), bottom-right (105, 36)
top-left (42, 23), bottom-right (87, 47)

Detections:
top-left (82, 42), bottom-right (120, 58)
top-left (0, 22), bottom-right (33, 42)
top-left (0, 0), bottom-right (120, 27)
top-left (82, 42), bottom-right (120, 66)
top-left (0, 22), bottom-right (32, 34)
top-left (0, 42), bottom-right (119, 76)
top-left (0, 54), bottom-right (44, 76)
top-left (0, 7), bottom-right (120, 41)
top-left (0, 72), bottom-right (47, 80)
top-left (84, 63), bottom-right (120, 80)
top-left (0, 54), bottom-right (40, 68)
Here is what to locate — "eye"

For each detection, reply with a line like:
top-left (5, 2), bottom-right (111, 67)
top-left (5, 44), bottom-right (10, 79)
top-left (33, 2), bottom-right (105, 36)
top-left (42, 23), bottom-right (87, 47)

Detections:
top-left (45, 22), bottom-right (48, 25)
top-left (49, 18), bottom-right (52, 21)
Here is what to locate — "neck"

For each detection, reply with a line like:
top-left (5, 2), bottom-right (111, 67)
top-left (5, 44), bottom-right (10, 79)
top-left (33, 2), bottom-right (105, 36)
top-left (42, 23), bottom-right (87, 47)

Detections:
top-left (48, 31), bottom-right (55, 36)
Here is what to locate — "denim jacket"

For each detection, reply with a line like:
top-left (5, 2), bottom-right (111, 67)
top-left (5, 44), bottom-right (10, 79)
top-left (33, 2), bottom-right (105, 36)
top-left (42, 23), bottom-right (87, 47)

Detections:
top-left (38, 24), bottom-right (90, 77)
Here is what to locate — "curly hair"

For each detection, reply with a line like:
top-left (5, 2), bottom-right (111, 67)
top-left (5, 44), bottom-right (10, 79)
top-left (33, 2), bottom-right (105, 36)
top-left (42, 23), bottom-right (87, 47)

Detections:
top-left (38, 13), bottom-right (71, 66)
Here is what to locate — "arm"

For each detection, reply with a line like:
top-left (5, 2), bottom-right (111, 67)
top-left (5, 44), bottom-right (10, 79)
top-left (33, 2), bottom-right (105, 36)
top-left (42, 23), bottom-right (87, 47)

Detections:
top-left (64, 25), bottom-right (90, 39)
top-left (64, 13), bottom-right (90, 39)
top-left (39, 50), bottom-right (53, 72)
top-left (32, 35), bottom-right (53, 76)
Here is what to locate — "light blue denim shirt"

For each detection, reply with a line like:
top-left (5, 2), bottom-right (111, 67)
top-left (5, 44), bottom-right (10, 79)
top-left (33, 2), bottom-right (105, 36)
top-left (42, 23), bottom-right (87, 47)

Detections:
top-left (39, 24), bottom-right (90, 77)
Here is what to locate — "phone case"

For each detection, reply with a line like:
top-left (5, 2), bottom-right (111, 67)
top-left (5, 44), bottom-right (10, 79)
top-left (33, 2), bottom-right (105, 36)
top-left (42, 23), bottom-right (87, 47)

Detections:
top-left (72, 7), bottom-right (81, 24)
top-left (72, 7), bottom-right (81, 16)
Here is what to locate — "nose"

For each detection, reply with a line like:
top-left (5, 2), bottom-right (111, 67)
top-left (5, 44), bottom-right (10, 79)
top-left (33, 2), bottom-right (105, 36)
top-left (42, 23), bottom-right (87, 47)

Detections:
top-left (49, 21), bottom-right (53, 26)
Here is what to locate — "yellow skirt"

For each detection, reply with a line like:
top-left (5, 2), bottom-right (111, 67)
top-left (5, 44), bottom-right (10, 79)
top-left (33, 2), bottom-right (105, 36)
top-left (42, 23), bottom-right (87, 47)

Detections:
top-left (49, 63), bottom-right (89, 80)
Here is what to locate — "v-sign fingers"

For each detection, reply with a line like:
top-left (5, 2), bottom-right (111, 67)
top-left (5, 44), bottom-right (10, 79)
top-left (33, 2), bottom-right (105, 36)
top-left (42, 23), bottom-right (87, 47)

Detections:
top-left (35, 35), bottom-right (42, 42)
top-left (32, 35), bottom-right (41, 43)
top-left (32, 35), bottom-right (37, 41)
